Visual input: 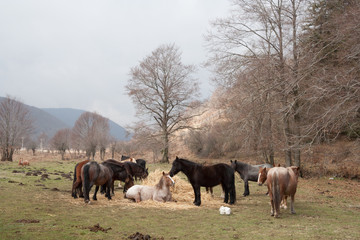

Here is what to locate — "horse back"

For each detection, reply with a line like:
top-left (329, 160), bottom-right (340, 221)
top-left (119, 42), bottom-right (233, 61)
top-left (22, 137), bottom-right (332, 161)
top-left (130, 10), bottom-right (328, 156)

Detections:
top-left (267, 167), bottom-right (297, 196)
top-left (196, 163), bottom-right (233, 187)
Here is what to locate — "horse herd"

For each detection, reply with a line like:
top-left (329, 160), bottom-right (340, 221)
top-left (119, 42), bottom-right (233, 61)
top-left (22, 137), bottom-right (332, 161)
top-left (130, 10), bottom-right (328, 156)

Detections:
top-left (71, 156), bottom-right (300, 218)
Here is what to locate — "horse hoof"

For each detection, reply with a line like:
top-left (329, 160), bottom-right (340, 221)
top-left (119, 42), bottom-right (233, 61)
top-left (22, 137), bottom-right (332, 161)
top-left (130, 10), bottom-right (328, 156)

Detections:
top-left (194, 202), bottom-right (201, 206)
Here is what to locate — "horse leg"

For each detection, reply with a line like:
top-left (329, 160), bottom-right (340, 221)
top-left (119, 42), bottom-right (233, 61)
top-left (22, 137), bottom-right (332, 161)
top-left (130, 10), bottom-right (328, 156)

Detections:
top-left (78, 183), bottom-right (84, 198)
top-left (281, 196), bottom-right (288, 209)
top-left (243, 180), bottom-right (250, 196)
top-left (192, 185), bottom-right (201, 206)
top-left (290, 194), bottom-right (296, 214)
top-left (221, 183), bottom-right (229, 203)
top-left (93, 186), bottom-right (99, 201)
top-left (269, 187), bottom-right (274, 216)
top-left (229, 182), bottom-right (236, 205)
top-left (72, 181), bottom-right (80, 198)
top-left (106, 181), bottom-right (112, 200)
top-left (112, 181), bottom-right (115, 195)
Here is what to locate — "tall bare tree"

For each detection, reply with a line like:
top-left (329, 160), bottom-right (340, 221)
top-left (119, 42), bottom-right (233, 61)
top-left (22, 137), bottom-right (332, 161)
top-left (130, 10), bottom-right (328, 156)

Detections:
top-left (51, 128), bottom-right (71, 160)
top-left (206, 0), bottom-right (308, 166)
top-left (126, 44), bottom-right (199, 163)
top-left (0, 96), bottom-right (33, 161)
top-left (300, 0), bottom-right (360, 142)
top-left (72, 112), bottom-right (110, 160)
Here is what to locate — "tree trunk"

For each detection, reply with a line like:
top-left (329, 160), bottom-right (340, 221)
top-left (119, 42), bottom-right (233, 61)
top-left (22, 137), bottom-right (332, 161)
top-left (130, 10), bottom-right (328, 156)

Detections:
top-left (1, 147), bottom-right (14, 161)
top-left (161, 133), bottom-right (169, 163)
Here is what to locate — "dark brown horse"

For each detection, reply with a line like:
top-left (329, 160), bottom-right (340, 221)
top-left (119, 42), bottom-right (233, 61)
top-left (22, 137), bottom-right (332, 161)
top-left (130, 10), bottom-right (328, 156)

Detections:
top-left (102, 159), bottom-right (134, 194)
top-left (258, 166), bottom-right (300, 218)
top-left (169, 157), bottom-right (236, 206)
top-left (81, 161), bottom-right (113, 203)
top-left (124, 161), bottom-right (148, 181)
top-left (71, 160), bottom-right (90, 198)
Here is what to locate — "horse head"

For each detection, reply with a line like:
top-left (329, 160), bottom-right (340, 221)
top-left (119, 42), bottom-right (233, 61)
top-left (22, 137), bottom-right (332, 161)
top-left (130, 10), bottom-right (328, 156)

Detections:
top-left (289, 166), bottom-right (300, 180)
top-left (257, 167), bottom-right (268, 186)
top-left (169, 156), bottom-right (182, 177)
top-left (162, 171), bottom-right (175, 187)
top-left (229, 160), bottom-right (238, 169)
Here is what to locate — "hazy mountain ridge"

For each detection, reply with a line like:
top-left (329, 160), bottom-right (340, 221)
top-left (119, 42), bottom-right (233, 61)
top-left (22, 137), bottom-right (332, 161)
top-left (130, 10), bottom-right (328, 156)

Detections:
top-left (42, 108), bottom-right (129, 140)
top-left (0, 97), bottom-right (129, 140)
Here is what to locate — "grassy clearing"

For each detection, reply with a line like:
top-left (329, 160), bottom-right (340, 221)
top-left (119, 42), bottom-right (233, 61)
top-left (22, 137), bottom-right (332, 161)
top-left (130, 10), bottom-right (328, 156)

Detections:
top-left (0, 159), bottom-right (359, 240)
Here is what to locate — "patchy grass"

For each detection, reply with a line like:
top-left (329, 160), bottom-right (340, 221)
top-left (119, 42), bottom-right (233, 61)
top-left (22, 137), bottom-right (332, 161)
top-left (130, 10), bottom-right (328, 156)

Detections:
top-left (0, 158), bottom-right (359, 240)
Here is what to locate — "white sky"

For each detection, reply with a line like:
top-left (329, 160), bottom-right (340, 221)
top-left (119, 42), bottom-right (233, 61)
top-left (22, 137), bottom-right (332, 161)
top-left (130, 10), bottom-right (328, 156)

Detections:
top-left (0, 0), bottom-right (231, 127)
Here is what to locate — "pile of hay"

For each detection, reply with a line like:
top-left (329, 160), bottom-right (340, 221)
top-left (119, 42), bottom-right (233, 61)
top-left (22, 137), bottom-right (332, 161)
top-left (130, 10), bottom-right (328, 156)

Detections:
top-left (141, 169), bottom-right (215, 204)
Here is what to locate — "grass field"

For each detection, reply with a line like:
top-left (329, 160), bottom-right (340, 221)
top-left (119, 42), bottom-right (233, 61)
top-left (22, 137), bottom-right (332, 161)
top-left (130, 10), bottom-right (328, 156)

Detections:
top-left (0, 157), bottom-right (359, 239)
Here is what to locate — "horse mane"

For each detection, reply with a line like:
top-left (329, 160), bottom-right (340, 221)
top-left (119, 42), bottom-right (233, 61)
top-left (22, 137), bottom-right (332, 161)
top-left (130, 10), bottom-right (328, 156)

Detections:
top-left (156, 176), bottom-right (165, 189)
top-left (176, 157), bottom-right (202, 167)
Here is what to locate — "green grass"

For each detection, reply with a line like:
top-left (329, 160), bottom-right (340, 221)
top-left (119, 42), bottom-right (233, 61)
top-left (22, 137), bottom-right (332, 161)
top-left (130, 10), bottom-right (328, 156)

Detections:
top-left (0, 160), bottom-right (359, 239)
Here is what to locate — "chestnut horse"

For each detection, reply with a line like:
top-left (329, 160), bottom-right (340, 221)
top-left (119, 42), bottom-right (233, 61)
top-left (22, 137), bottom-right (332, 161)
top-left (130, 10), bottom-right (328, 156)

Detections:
top-left (258, 166), bottom-right (300, 218)
top-left (18, 158), bottom-right (30, 166)
top-left (71, 160), bottom-right (90, 198)
top-left (125, 172), bottom-right (175, 203)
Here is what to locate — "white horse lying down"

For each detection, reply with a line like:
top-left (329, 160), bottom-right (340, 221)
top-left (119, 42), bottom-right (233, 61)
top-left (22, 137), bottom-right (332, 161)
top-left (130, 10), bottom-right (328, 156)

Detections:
top-left (125, 172), bottom-right (175, 203)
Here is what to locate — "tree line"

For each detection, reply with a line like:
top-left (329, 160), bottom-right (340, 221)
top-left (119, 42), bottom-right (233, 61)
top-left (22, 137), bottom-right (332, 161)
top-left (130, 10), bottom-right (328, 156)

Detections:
top-left (1, 0), bottom-right (358, 167)
top-left (127, 0), bottom-right (360, 166)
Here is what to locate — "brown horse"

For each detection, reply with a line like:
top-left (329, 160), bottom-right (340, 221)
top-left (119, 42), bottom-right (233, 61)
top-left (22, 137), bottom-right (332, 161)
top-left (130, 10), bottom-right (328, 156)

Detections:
top-left (71, 160), bottom-right (90, 198)
top-left (81, 161), bottom-right (113, 203)
top-left (18, 158), bottom-right (30, 166)
top-left (125, 172), bottom-right (175, 203)
top-left (257, 166), bottom-right (300, 218)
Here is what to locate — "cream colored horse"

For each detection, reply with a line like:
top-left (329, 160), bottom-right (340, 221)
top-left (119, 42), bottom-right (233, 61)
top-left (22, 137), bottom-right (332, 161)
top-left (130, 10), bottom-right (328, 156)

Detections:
top-left (125, 172), bottom-right (174, 203)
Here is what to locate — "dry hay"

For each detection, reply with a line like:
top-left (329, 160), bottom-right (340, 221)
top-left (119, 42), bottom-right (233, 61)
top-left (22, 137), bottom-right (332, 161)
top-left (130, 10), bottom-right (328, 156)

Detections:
top-left (65, 168), bottom-right (225, 210)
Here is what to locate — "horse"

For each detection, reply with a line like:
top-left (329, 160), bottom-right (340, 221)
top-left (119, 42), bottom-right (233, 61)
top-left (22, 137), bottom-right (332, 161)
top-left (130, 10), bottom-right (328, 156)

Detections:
top-left (125, 172), bottom-right (175, 203)
top-left (257, 166), bottom-right (300, 218)
top-left (135, 159), bottom-right (147, 169)
top-left (230, 160), bottom-right (273, 196)
top-left (81, 161), bottom-right (114, 203)
top-left (101, 159), bottom-right (134, 194)
top-left (169, 156), bottom-right (236, 206)
top-left (120, 155), bottom-right (131, 161)
top-left (18, 158), bottom-right (30, 166)
top-left (71, 160), bottom-right (89, 198)
top-left (124, 161), bottom-right (148, 181)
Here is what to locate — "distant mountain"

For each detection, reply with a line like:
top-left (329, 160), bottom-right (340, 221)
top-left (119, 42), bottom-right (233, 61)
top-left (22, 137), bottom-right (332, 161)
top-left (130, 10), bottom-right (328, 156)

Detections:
top-left (0, 97), bottom-right (129, 141)
top-left (42, 108), bottom-right (130, 140)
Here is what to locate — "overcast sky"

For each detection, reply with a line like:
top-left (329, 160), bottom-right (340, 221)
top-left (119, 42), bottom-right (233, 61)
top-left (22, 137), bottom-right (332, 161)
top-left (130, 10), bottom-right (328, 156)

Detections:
top-left (0, 0), bottom-right (231, 127)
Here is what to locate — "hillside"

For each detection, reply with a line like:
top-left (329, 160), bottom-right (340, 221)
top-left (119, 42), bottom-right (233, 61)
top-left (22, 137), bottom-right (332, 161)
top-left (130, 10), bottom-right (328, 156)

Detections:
top-left (42, 108), bottom-right (130, 140)
top-left (0, 97), bottom-right (129, 141)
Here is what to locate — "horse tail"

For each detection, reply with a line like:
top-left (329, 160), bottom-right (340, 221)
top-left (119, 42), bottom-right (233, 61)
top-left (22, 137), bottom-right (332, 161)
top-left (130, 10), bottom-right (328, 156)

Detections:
top-left (272, 171), bottom-right (281, 214)
top-left (82, 163), bottom-right (94, 202)
top-left (71, 163), bottom-right (79, 197)
top-left (73, 163), bottom-right (78, 184)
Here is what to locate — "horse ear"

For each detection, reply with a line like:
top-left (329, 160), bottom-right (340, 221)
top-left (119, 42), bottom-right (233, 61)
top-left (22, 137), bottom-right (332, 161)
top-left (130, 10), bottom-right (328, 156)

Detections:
top-left (230, 160), bottom-right (233, 163)
top-left (234, 160), bottom-right (237, 163)
top-left (162, 171), bottom-right (165, 175)
top-left (176, 156), bottom-right (179, 160)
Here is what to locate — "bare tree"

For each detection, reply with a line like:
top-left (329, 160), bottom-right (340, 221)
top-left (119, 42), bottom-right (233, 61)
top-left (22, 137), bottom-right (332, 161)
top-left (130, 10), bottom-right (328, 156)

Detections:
top-left (206, 0), bottom-right (308, 166)
top-left (126, 44), bottom-right (200, 163)
top-left (51, 128), bottom-right (71, 160)
top-left (300, 0), bottom-right (360, 142)
top-left (26, 138), bottom-right (38, 156)
top-left (72, 112), bottom-right (110, 160)
top-left (0, 96), bottom-right (33, 161)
